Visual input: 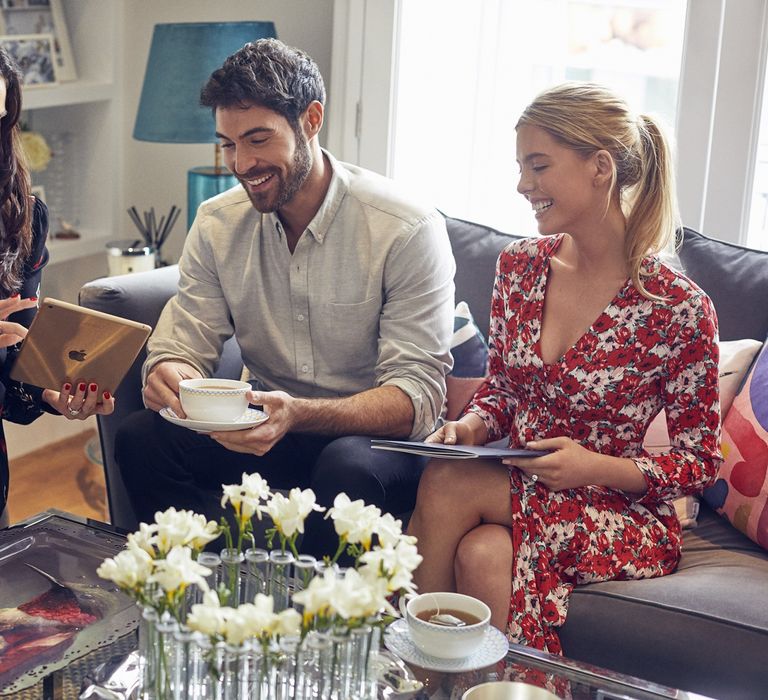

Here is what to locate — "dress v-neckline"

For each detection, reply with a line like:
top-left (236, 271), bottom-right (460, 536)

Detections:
top-left (533, 235), bottom-right (632, 369)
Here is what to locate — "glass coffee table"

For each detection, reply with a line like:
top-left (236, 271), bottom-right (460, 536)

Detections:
top-left (0, 509), bottom-right (138, 699)
top-left (384, 638), bottom-right (715, 700)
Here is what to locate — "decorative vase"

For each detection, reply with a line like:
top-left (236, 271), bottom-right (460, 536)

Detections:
top-left (220, 548), bottom-right (245, 607)
top-left (267, 550), bottom-right (295, 612)
top-left (244, 547), bottom-right (269, 602)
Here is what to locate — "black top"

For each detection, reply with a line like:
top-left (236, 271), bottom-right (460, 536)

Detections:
top-left (0, 197), bottom-right (50, 513)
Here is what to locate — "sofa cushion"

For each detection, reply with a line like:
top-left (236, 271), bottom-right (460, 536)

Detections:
top-left (561, 503), bottom-right (768, 699)
top-left (703, 338), bottom-right (768, 549)
top-left (677, 228), bottom-right (768, 342)
top-left (444, 215), bottom-right (523, 341)
top-left (445, 301), bottom-right (488, 421)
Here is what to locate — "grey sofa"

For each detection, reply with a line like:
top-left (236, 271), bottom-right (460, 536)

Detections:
top-left (80, 217), bottom-right (768, 699)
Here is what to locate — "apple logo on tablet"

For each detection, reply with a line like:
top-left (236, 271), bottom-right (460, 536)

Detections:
top-left (68, 349), bottom-right (87, 362)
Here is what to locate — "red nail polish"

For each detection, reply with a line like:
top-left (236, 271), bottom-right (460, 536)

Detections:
top-left (11, 293), bottom-right (19, 299)
top-left (103, 391), bottom-right (111, 400)
top-left (29, 297), bottom-right (37, 302)
top-left (63, 383), bottom-right (71, 392)
top-left (78, 383), bottom-right (86, 392)
top-left (89, 383), bottom-right (97, 392)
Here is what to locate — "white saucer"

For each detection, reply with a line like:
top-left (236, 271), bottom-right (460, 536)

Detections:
top-left (383, 618), bottom-right (509, 672)
top-left (160, 407), bottom-right (269, 433)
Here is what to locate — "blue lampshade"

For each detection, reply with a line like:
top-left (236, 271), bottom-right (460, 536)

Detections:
top-left (134, 21), bottom-right (277, 143)
top-left (133, 21), bottom-right (277, 229)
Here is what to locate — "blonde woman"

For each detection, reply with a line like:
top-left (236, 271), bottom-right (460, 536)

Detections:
top-left (408, 83), bottom-right (722, 653)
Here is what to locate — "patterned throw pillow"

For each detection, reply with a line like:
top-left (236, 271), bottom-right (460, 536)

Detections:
top-left (703, 339), bottom-right (768, 549)
top-left (445, 301), bottom-right (489, 421)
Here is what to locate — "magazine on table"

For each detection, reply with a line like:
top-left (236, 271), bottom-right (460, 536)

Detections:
top-left (370, 439), bottom-right (551, 459)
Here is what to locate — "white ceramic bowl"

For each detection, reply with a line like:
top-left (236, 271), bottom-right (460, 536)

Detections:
top-left (462, 682), bottom-right (559, 700)
top-left (178, 378), bottom-right (250, 422)
top-left (403, 591), bottom-right (491, 660)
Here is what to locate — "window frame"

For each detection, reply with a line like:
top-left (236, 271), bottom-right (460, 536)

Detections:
top-left (327, 0), bottom-right (768, 246)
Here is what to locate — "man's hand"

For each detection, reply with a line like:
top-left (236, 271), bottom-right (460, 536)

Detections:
top-left (208, 390), bottom-right (296, 455)
top-left (143, 361), bottom-right (202, 416)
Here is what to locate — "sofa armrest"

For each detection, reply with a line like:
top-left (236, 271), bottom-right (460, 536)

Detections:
top-left (79, 266), bottom-right (243, 529)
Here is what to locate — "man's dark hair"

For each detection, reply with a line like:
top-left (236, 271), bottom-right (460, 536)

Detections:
top-left (200, 38), bottom-right (325, 128)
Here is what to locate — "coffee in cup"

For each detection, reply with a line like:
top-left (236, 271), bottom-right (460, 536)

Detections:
top-left (178, 378), bottom-right (250, 422)
top-left (402, 591), bottom-right (491, 659)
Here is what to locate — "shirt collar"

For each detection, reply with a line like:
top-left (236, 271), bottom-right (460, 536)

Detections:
top-left (268, 149), bottom-right (348, 244)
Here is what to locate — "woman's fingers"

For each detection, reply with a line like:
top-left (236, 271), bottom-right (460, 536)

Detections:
top-left (43, 381), bottom-right (115, 420)
top-left (0, 320), bottom-right (28, 348)
top-left (0, 295), bottom-right (38, 320)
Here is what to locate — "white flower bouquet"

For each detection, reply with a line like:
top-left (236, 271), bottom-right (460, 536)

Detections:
top-left (97, 473), bottom-right (422, 699)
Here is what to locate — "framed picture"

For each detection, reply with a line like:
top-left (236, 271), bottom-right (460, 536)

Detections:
top-left (30, 184), bottom-right (45, 201)
top-left (0, 33), bottom-right (57, 86)
top-left (0, 0), bottom-right (75, 81)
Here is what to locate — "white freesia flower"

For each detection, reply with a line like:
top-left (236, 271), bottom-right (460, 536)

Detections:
top-left (149, 545), bottom-right (211, 593)
top-left (292, 568), bottom-right (340, 618)
top-left (188, 590), bottom-right (227, 637)
top-left (126, 522), bottom-right (158, 555)
top-left (374, 513), bottom-right (416, 548)
top-left (360, 539), bottom-right (422, 594)
top-left (96, 544), bottom-right (154, 590)
top-left (331, 569), bottom-right (390, 619)
top-left (154, 507), bottom-right (214, 554)
top-left (186, 512), bottom-right (220, 550)
top-left (222, 472), bottom-right (271, 520)
top-left (274, 607), bottom-right (302, 637)
top-left (326, 493), bottom-right (381, 548)
top-left (265, 488), bottom-right (325, 539)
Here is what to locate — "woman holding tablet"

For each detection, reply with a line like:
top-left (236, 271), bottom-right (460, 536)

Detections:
top-left (0, 47), bottom-right (114, 524)
top-left (407, 83), bottom-right (722, 653)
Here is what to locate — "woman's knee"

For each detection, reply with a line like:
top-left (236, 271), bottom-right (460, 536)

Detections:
top-left (455, 525), bottom-right (512, 580)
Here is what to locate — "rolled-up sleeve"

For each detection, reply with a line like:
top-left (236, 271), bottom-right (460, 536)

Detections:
top-left (376, 212), bottom-right (455, 439)
top-left (142, 215), bottom-right (234, 384)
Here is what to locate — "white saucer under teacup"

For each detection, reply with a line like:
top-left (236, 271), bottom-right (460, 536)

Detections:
top-left (159, 407), bottom-right (268, 433)
top-left (383, 618), bottom-right (508, 672)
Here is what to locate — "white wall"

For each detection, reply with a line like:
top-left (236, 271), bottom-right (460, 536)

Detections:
top-left (119, 0), bottom-right (335, 264)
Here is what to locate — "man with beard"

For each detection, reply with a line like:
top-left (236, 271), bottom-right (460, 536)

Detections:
top-left (114, 39), bottom-right (456, 557)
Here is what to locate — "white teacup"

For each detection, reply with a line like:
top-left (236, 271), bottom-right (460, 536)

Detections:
top-left (402, 591), bottom-right (491, 659)
top-left (178, 378), bottom-right (250, 422)
top-left (462, 682), bottom-right (559, 700)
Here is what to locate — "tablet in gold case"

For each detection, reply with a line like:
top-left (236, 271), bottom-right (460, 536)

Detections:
top-left (10, 298), bottom-right (152, 395)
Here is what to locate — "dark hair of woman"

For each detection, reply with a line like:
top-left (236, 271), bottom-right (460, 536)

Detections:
top-left (0, 46), bottom-right (32, 296)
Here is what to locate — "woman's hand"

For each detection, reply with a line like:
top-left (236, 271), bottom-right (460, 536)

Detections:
top-left (0, 320), bottom-right (28, 348)
top-left (0, 295), bottom-right (38, 348)
top-left (503, 436), bottom-right (596, 491)
top-left (425, 420), bottom-right (475, 445)
top-left (0, 294), bottom-right (37, 321)
top-left (43, 381), bottom-right (116, 421)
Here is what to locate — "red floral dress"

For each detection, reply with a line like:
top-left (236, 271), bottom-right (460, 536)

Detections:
top-left (467, 235), bottom-right (722, 653)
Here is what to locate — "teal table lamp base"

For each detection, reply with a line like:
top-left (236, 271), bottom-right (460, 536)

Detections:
top-left (188, 167), bottom-right (239, 230)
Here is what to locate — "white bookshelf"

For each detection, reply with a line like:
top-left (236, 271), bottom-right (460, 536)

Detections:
top-left (20, 0), bottom-right (121, 268)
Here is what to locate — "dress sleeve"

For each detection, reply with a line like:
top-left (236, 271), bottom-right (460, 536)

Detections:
top-left (465, 249), bottom-right (520, 442)
top-left (2, 197), bottom-right (52, 425)
top-left (632, 292), bottom-right (722, 504)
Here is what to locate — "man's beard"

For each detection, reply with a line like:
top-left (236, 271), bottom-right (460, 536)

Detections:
top-left (242, 130), bottom-right (313, 213)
